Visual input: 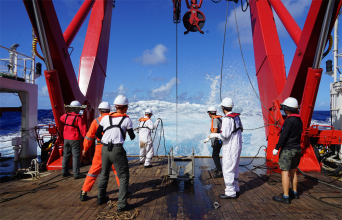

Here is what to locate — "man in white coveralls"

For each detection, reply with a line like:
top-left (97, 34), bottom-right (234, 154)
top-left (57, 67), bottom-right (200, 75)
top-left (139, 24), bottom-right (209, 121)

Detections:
top-left (137, 109), bottom-right (160, 168)
top-left (208, 97), bottom-right (243, 199)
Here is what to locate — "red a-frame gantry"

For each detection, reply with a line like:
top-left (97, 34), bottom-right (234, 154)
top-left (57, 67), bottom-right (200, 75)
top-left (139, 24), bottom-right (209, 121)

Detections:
top-left (249, 0), bottom-right (342, 172)
top-left (23, 0), bottom-right (113, 170)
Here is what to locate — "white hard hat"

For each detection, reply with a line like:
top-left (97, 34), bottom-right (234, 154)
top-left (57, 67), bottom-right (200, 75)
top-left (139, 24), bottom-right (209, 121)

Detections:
top-left (221, 98), bottom-right (234, 108)
top-left (114, 95), bottom-right (128, 106)
top-left (207, 106), bottom-right (217, 113)
top-left (70, 100), bottom-right (81, 107)
top-left (98, 102), bottom-right (110, 110)
top-left (281, 97), bottom-right (298, 109)
top-left (145, 108), bottom-right (153, 114)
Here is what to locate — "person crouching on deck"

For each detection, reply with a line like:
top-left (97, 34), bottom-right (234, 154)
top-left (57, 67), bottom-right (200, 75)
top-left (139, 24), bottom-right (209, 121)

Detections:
top-left (60, 100), bottom-right (87, 179)
top-left (137, 109), bottom-right (160, 168)
top-left (272, 97), bottom-right (303, 204)
top-left (204, 106), bottom-right (223, 178)
top-left (80, 102), bottom-right (121, 201)
top-left (208, 98), bottom-right (243, 199)
top-left (95, 95), bottom-right (136, 212)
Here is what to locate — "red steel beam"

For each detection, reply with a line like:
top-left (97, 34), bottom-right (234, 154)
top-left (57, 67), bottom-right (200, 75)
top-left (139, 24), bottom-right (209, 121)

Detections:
top-left (63, 0), bottom-right (95, 48)
top-left (277, 0), bottom-right (341, 104)
top-left (268, 0), bottom-right (301, 46)
top-left (249, 0), bottom-right (286, 137)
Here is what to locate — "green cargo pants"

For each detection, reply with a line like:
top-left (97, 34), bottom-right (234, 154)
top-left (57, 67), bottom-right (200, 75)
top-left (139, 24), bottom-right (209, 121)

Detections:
top-left (98, 145), bottom-right (129, 209)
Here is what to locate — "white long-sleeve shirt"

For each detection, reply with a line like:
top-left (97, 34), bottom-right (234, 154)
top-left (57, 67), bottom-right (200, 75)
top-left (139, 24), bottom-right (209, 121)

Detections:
top-left (220, 112), bottom-right (243, 147)
top-left (138, 117), bottom-right (159, 144)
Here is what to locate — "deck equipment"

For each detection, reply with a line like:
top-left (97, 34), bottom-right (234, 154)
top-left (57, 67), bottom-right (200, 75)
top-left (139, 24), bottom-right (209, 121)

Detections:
top-left (167, 147), bottom-right (195, 184)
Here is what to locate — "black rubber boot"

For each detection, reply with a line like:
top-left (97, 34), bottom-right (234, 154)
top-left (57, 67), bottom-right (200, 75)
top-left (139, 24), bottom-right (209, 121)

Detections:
top-left (74, 174), bottom-right (86, 179)
top-left (97, 196), bottom-right (109, 205)
top-left (219, 194), bottom-right (237, 199)
top-left (213, 171), bottom-right (223, 178)
top-left (272, 194), bottom-right (291, 204)
top-left (80, 191), bottom-right (87, 201)
top-left (117, 203), bottom-right (135, 212)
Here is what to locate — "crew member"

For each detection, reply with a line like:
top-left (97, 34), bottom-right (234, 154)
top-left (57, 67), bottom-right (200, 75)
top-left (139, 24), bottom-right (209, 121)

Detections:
top-left (95, 95), bottom-right (135, 212)
top-left (204, 106), bottom-right (223, 178)
top-left (208, 98), bottom-right (243, 199)
top-left (137, 109), bottom-right (160, 168)
top-left (60, 100), bottom-right (87, 179)
top-left (272, 97), bottom-right (302, 204)
top-left (80, 102), bottom-right (120, 201)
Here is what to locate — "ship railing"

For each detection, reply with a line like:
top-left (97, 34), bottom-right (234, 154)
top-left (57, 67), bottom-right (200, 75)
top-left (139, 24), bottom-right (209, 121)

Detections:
top-left (0, 45), bottom-right (41, 84)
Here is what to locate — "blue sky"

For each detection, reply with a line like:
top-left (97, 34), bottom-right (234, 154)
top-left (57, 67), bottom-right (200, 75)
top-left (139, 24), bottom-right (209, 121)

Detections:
top-left (0, 0), bottom-right (338, 110)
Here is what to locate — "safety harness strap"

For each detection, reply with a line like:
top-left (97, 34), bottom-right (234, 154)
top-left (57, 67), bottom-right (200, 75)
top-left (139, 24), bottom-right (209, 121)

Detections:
top-left (103, 116), bottom-right (126, 140)
top-left (64, 114), bottom-right (80, 133)
top-left (226, 113), bottom-right (243, 134)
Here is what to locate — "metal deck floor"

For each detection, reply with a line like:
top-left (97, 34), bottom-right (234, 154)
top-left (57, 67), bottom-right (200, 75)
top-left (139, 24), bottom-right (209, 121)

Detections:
top-left (0, 157), bottom-right (341, 219)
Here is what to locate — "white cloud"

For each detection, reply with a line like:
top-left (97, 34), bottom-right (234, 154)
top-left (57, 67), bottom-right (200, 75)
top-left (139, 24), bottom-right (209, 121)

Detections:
top-left (38, 86), bottom-right (49, 96)
top-left (150, 77), bottom-right (180, 100)
top-left (104, 84), bottom-right (128, 99)
top-left (135, 44), bottom-right (169, 65)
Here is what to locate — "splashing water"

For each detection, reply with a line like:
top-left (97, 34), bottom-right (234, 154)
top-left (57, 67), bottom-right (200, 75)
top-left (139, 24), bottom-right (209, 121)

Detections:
top-left (0, 74), bottom-right (331, 158)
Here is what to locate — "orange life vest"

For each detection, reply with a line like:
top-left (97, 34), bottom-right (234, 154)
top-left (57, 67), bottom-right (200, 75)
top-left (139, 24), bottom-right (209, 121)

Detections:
top-left (109, 112), bottom-right (129, 118)
top-left (138, 117), bottom-right (150, 122)
top-left (211, 115), bottom-right (223, 133)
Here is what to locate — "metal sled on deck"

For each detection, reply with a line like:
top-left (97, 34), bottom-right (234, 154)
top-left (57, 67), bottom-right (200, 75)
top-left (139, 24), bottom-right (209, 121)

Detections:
top-left (167, 147), bottom-right (195, 184)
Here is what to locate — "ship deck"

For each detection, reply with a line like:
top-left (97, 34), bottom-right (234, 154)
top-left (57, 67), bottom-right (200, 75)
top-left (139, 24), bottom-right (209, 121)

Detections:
top-left (0, 157), bottom-right (341, 219)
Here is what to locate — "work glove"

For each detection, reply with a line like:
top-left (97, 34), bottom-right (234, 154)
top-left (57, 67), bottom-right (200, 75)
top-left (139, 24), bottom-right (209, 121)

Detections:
top-left (204, 137), bottom-right (210, 143)
top-left (273, 149), bottom-right (279, 156)
top-left (209, 133), bottom-right (223, 140)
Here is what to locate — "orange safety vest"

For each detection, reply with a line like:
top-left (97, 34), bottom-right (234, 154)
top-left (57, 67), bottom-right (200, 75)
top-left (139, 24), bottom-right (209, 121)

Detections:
top-left (83, 113), bottom-right (109, 152)
top-left (138, 117), bottom-right (150, 122)
top-left (211, 115), bottom-right (223, 133)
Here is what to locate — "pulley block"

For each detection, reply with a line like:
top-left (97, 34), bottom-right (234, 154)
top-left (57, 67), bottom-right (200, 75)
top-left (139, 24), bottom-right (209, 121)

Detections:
top-left (183, 9), bottom-right (205, 34)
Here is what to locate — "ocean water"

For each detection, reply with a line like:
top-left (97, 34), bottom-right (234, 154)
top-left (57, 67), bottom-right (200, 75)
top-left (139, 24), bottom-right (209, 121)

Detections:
top-left (0, 75), bottom-right (331, 158)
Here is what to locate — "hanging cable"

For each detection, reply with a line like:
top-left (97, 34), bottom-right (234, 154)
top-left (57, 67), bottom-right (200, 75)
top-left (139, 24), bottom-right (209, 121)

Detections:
top-left (219, 0), bottom-right (229, 102)
top-left (32, 37), bottom-right (44, 61)
top-left (233, 4), bottom-right (277, 123)
top-left (322, 35), bottom-right (333, 59)
top-left (211, 0), bottom-right (221, 4)
top-left (241, 0), bottom-right (249, 12)
top-left (176, 22), bottom-right (178, 146)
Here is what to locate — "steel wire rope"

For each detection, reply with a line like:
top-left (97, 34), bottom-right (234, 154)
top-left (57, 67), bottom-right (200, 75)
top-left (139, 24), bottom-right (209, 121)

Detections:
top-left (297, 168), bottom-right (342, 209)
top-left (219, 0), bottom-right (229, 102)
top-left (241, 0), bottom-right (249, 12)
top-left (233, 4), bottom-right (277, 124)
top-left (176, 22), bottom-right (179, 148)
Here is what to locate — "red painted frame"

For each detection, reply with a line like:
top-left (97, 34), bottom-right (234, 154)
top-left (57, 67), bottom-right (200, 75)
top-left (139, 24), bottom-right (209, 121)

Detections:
top-left (23, 0), bottom-right (113, 170)
top-left (249, 0), bottom-right (342, 172)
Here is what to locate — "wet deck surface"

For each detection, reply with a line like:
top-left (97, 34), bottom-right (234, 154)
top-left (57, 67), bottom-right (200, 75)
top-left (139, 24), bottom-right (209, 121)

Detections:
top-left (0, 157), bottom-right (341, 219)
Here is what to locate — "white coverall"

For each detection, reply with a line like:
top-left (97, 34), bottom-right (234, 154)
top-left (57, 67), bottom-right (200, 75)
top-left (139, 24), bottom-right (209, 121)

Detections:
top-left (138, 117), bottom-right (159, 166)
top-left (220, 112), bottom-right (243, 197)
